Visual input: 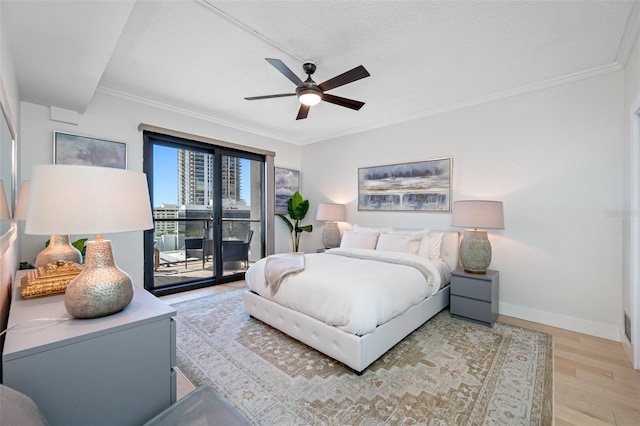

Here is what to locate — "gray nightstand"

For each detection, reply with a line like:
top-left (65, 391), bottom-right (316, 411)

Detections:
top-left (450, 268), bottom-right (499, 327)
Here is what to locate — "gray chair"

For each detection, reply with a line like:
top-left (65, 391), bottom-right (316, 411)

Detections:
top-left (0, 384), bottom-right (49, 426)
top-left (0, 383), bottom-right (249, 426)
top-left (184, 238), bottom-right (214, 269)
top-left (222, 229), bottom-right (253, 270)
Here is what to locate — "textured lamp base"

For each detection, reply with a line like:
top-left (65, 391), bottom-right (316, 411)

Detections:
top-left (322, 222), bottom-right (341, 249)
top-left (64, 239), bottom-right (133, 319)
top-left (35, 235), bottom-right (82, 268)
top-left (460, 230), bottom-right (492, 274)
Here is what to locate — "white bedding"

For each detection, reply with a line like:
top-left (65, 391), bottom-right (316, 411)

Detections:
top-left (245, 248), bottom-right (450, 336)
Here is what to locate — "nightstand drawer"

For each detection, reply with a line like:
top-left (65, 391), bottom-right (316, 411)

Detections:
top-left (450, 295), bottom-right (494, 324)
top-left (451, 276), bottom-right (492, 300)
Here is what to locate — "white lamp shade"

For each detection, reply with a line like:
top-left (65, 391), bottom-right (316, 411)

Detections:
top-left (0, 180), bottom-right (10, 221)
top-left (451, 200), bottom-right (505, 229)
top-left (14, 181), bottom-right (29, 221)
top-left (316, 203), bottom-right (346, 222)
top-left (25, 165), bottom-right (154, 235)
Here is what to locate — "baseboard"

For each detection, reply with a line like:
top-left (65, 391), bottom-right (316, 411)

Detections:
top-left (499, 302), bottom-right (621, 341)
top-left (621, 337), bottom-right (635, 367)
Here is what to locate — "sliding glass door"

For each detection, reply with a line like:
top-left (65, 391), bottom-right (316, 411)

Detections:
top-left (143, 132), bottom-right (265, 295)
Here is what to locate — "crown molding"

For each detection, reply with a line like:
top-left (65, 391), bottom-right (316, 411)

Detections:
top-left (99, 60), bottom-right (623, 147)
top-left (616, 0), bottom-right (640, 67)
top-left (95, 85), bottom-right (297, 144)
top-left (298, 62), bottom-right (625, 145)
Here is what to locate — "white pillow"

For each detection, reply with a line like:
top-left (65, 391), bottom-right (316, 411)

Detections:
top-left (353, 224), bottom-right (394, 234)
top-left (376, 233), bottom-right (422, 254)
top-left (418, 232), bottom-right (444, 258)
top-left (340, 230), bottom-right (380, 250)
top-left (388, 230), bottom-right (427, 254)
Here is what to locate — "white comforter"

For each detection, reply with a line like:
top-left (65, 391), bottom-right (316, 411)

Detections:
top-left (245, 248), bottom-right (449, 335)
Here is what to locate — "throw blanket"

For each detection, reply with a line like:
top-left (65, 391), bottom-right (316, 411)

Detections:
top-left (265, 252), bottom-right (305, 295)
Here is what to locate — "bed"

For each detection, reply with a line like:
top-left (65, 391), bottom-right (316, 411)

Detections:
top-left (243, 228), bottom-right (459, 373)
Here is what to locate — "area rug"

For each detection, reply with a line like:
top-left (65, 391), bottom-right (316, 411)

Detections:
top-left (172, 289), bottom-right (553, 425)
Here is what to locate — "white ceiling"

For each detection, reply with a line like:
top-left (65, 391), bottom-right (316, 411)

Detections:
top-left (3, 0), bottom-right (639, 145)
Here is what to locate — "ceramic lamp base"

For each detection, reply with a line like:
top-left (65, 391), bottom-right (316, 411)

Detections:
top-left (460, 230), bottom-right (492, 274)
top-left (35, 235), bottom-right (82, 268)
top-left (64, 239), bottom-right (133, 319)
top-left (322, 222), bottom-right (341, 248)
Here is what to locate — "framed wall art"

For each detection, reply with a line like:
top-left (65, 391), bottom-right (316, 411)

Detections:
top-left (275, 167), bottom-right (300, 214)
top-left (54, 131), bottom-right (127, 169)
top-left (358, 157), bottom-right (452, 212)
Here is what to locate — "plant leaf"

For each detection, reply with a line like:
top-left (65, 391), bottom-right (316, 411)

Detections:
top-left (276, 214), bottom-right (294, 233)
top-left (298, 225), bottom-right (313, 233)
top-left (292, 199), bottom-right (309, 220)
top-left (72, 238), bottom-right (87, 253)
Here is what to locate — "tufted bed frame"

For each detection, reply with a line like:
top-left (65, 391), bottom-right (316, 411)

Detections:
top-left (243, 231), bottom-right (460, 373)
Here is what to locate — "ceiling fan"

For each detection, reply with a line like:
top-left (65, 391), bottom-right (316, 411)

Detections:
top-left (244, 58), bottom-right (370, 120)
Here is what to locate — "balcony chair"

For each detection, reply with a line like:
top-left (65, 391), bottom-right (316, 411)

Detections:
top-left (184, 237), bottom-right (214, 269)
top-left (222, 229), bottom-right (253, 270)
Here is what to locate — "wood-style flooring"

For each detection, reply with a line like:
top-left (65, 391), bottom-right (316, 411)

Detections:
top-left (160, 282), bottom-right (640, 426)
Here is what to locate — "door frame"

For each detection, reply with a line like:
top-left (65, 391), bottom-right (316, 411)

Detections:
top-left (142, 131), bottom-right (266, 296)
top-left (626, 100), bottom-right (640, 369)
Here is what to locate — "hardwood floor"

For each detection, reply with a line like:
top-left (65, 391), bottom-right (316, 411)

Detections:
top-left (161, 283), bottom-right (640, 426)
top-left (499, 316), bottom-right (640, 426)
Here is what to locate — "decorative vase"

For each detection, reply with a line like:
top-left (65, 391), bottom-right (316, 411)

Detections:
top-left (460, 230), bottom-right (491, 274)
top-left (35, 235), bottom-right (82, 268)
top-left (64, 239), bottom-right (133, 319)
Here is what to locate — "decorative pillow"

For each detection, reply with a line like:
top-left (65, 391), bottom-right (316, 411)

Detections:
top-left (418, 232), bottom-right (444, 259)
top-left (388, 230), bottom-right (427, 254)
top-left (376, 233), bottom-right (422, 254)
top-left (353, 224), bottom-right (395, 234)
top-left (340, 230), bottom-right (380, 250)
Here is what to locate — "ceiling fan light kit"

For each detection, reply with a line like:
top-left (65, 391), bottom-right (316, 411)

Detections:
top-left (245, 58), bottom-right (370, 120)
top-left (297, 88), bottom-right (322, 106)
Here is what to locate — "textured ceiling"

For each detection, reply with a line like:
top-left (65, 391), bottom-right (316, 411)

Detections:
top-left (4, 0), bottom-right (639, 145)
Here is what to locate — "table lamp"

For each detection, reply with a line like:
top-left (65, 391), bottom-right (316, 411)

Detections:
top-left (451, 200), bottom-right (504, 274)
top-left (315, 203), bottom-right (346, 248)
top-left (26, 165), bottom-right (154, 318)
top-left (15, 181), bottom-right (82, 267)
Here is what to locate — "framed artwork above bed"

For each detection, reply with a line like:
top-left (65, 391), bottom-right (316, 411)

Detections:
top-left (358, 157), bottom-right (452, 212)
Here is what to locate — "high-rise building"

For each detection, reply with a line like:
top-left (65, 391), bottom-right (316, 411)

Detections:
top-left (153, 204), bottom-right (179, 235)
top-left (177, 151), bottom-right (242, 206)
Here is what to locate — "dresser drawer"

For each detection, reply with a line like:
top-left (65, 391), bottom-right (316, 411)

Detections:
top-left (451, 276), bottom-right (492, 301)
top-left (450, 295), bottom-right (494, 324)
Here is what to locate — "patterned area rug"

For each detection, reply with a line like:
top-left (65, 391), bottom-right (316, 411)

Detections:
top-left (172, 289), bottom-right (553, 425)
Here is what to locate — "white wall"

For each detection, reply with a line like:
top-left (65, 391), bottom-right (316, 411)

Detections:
top-left (301, 71), bottom-right (624, 340)
top-left (19, 91), bottom-right (301, 285)
top-left (623, 32), bottom-right (640, 367)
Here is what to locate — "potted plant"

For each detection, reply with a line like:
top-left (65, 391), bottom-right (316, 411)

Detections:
top-left (277, 191), bottom-right (313, 252)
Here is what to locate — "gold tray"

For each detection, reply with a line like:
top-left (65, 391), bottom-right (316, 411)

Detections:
top-left (20, 261), bottom-right (83, 299)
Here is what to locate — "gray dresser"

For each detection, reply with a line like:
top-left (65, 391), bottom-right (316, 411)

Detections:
top-left (450, 268), bottom-right (499, 327)
top-left (2, 271), bottom-right (177, 426)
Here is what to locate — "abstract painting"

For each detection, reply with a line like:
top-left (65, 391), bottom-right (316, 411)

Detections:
top-left (358, 158), bottom-right (452, 212)
top-left (54, 131), bottom-right (127, 169)
top-left (275, 167), bottom-right (300, 214)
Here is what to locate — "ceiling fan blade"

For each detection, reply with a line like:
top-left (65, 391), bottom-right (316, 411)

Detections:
top-left (266, 58), bottom-right (304, 87)
top-left (319, 65), bottom-right (370, 92)
top-left (296, 104), bottom-right (310, 120)
top-left (322, 93), bottom-right (365, 110)
top-left (244, 93), bottom-right (296, 101)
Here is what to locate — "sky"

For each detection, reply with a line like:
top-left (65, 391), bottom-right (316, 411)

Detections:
top-left (153, 145), bottom-right (178, 207)
top-left (152, 145), bottom-right (251, 207)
